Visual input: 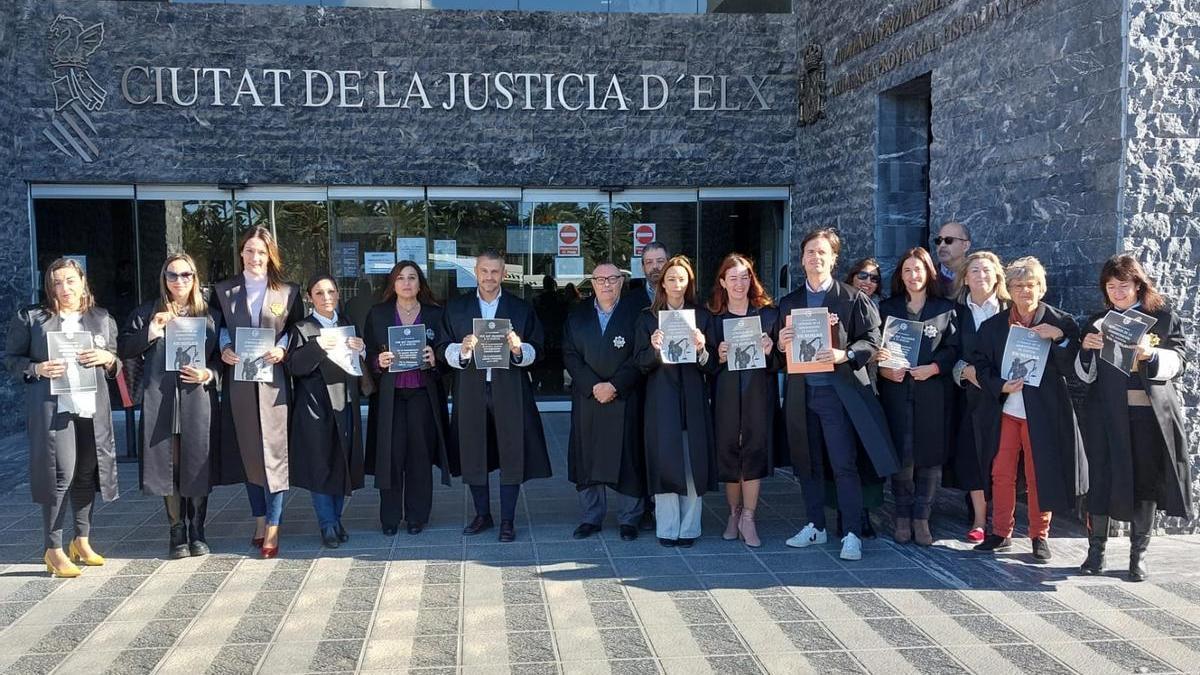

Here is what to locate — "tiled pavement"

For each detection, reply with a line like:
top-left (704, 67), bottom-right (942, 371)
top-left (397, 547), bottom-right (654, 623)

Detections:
top-left (1, 414), bottom-right (1200, 674)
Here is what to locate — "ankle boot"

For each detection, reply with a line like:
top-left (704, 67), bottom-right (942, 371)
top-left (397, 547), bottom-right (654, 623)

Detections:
top-left (1079, 513), bottom-right (1108, 575)
top-left (186, 496), bottom-right (210, 556)
top-left (165, 496), bottom-right (189, 559)
top-left (722, 505), bottom-right (742, 541)
top-left (738, 508), bottom-right (761, 548)
top-left (893, 516), bottom-right (912, 544)
top-left (1129, 501), bottom-right (1155, 582)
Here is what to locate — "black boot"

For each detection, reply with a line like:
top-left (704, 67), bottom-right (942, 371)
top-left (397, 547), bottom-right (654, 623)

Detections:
top-left (1129, 501), bottom-right (1155, 582)
top-left (165, 496), bottom-right (190, 559)
top-left (186, 496), bottom-right (210, 557)
top-left (1079, 514), bottom-right (1108, 575)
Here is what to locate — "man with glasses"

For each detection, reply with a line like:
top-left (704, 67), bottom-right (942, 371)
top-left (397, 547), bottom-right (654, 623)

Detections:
top-left (562, 262), bottom-right (646, 540)
top-left (933, 222), bottom-right (972, 296)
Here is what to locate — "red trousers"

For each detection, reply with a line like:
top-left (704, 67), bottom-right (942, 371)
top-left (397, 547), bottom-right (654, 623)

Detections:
top-left (991, 414), bottom-right (1052, 539)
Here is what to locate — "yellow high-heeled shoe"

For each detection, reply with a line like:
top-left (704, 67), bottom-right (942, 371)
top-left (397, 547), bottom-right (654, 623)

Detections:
top-left (44, 551), bottom-right (82, 578)
top-left (68, 540), bottom-right (105, 566)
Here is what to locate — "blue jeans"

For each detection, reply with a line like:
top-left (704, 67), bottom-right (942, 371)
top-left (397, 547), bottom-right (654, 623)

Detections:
top-left (799, 386), bottom-right (862, 536)
top-left (310, 493), bottom-right (345, 530)
top-left (245, 483), bottom-right (285, 526)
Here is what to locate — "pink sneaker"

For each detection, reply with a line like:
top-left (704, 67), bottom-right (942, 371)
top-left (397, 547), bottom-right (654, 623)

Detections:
top-left (966, 527), bottom-right (985, 543)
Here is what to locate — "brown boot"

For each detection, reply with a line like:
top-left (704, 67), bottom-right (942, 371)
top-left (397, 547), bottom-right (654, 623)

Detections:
top-left (913, 519), bottom-right (933, 547)
top-left (894, 517), bottom-right (912, 544)
top-left (722, 505), bottom-right (742, 541)
top-left (739, 509), bottom-right (761, 548)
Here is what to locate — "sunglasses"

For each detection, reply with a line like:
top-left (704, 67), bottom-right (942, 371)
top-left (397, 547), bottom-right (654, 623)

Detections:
top-left (933, 236), bottom-right (967, 246)
top-left (855, 271), bottom-right (880, 283)
top-left (165, 271), bottom-right (195, 282)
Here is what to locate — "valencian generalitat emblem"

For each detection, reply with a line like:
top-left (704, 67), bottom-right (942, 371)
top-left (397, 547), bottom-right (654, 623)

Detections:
top-left (44, 15), bottom-right (106, 162)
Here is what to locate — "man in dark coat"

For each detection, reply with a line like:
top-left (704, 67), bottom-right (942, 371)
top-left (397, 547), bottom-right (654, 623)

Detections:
top-left (440, 250), bottom-right (551, 542)
top-left (776, 229), bottom-right (899, 562)
top-left (563, 262), bottom-right (645, 541)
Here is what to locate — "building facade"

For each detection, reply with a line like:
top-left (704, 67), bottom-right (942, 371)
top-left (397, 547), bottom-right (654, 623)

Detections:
top-left (1, 0), bottom-right (1196, 527)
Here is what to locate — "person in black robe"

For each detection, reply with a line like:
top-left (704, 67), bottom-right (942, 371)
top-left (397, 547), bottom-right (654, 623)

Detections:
top-left (563, 262), bottom-right (645, 541)
top-left (949, 252), bottom-right (1010, 543)
top-left (971, 256), bottom-right (1086, 561)
top-left (705, 253), bottom-right (779, 548)
top-left (634, 254), bottom-right (717, 547)
top-left (285, 275), bottom-right (366, 548)
top-left (365, 261), bottom-right (452, 536)
top-left (439, 250), bottom-right (551, 543)
top-left (1076, 254), bottom-right (1192, 581)
top-left (874, 248), bottom-right (958, 547)
top-left (118, 254), bottom-right (220, 559)
top-left (776, 229), bottom-right (898, 562)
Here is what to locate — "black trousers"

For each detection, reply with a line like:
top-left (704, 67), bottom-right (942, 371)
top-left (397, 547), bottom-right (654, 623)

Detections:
top-left (43, 415), bottom-right (98, 549)
top-left (380, 388), bottom-right (435, 527)
top-left (467, 382), bottom-right (520, 522)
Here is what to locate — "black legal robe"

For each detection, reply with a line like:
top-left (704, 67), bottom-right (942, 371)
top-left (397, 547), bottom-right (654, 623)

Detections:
top-left (876, 295), bottom-right (959, 469)
top-left (285, 315), bottom-right (365, 497)
top-left (634, 304), bottom-right (718, 496)
top-left (563, 298), bottom-right (644, 497)
top-left (118, 301), bottom-right (220, 498)
top-left (438, 292), bottom-right (551, 486)
top-left (950, 296), bottom-right (1009, 493)
top-left (363, 301), bottom-right (453, 487)
top-left (773, 282), bottom-right (899, 479)
top-left (706, 306), bottom-right (782, 482)
top-left (1078, 307), bottom-right (1192, 521)
top-left (972, 304), bottom-right (1087, 513)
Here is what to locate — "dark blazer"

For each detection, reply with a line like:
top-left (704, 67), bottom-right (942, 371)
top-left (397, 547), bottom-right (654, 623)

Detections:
top-left (973, 303), bottom-right (1087, 513)
top-left (285, 313), bottom-right (365, 496)
top-left (118, 301), bottom-right (220, 498)
top-left (363, 301), bottom-right (453, 487)
top-left (210, 275), bottom-right (304, 492)
top-left (876, 295), bottom-right (958, 468)
top-left (1077, 307), bottom-right (1192, 521)
top-left (563, 297), bottom-right (644, 496)
top-left (773, 281), bottom-right (900, 478)
top-left (951, 295), bottom-right (1009, 493)
top-left (5, 305), bottom-right (122, 504)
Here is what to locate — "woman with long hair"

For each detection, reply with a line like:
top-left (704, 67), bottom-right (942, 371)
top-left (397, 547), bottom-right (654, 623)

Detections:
top-left (212, 226), bottom-right (304, 558)
top-left (634, 254), bottom-right (717, 547)
top-left (118, 254), bottom-right (220, 559)
top-left (1076, 254), bottom-right (1191, 581)
top-left (364, 261), bottom-right (452, 535)
top-left (705, 253), bottom-right (779, 547)
top-left (845, 258), bottom-right (884, 306)
top-left (6, 258), bottom-right (121, 576)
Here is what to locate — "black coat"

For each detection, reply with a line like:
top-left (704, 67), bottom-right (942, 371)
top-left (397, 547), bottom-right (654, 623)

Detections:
top-left (6, 306), bottom-right (122, 505)
top-left (118, 301), bottom-right (220, 498)
top-left (706, 306), bottom-right (782, 482)
top-left (1077, 307), bottom-right (1192, 520)
top-left (774, 282), bottom-right (899, 478)
top-left (623, 281), bottom-right (654, 313)
top-left (363, 301), bottom-right (453, 487)
top-left (438, 291), bottom-right (551, 486)
top-left (285, 314), bottom-right (365, 496)
top-left (951, 296), bottom-right (1009, 493)
top-left (876, 295), bottom-right (958, 469)
top-left (634, 304), bottom-right (718, 496)
top-left (972, 304), bottom-right (1087, 513)
top-left (563, 298), bottom-right (644, 496)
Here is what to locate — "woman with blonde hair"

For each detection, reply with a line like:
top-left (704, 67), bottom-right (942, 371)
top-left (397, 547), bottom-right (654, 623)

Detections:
top-left (119, 254), bottom-right (220, 558)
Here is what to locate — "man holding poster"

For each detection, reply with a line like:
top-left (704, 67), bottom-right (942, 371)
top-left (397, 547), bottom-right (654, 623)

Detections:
top-left (775, 229), bottom-right (897, 561)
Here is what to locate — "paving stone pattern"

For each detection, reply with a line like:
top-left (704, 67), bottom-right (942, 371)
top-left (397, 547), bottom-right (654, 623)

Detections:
top-left (2, 414), bottom-right (1200, 673)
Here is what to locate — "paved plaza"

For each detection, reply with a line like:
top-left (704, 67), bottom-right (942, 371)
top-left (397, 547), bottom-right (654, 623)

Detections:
top-left (1, 413), bottom-right (1199, 674)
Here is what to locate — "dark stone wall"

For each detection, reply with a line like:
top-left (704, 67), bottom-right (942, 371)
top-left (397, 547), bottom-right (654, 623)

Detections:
top-left (0, 0), bottom-right (30, 426)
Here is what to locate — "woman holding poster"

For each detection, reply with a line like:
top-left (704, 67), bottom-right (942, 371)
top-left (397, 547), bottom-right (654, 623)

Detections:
top-left (970, 257), bottom-right (1085, 561)
top-left (1075, 255), bottom-right (1191, 581)
top-left (874, 248), bottom-right (958, 546)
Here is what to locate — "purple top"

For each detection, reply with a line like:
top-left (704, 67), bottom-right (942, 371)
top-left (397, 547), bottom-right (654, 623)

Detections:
top-left (394, 308), bottom-right (426, 389)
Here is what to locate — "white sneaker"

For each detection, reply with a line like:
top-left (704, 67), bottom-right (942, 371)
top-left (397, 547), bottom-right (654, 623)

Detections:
top-left (786, 522), bottom-right (827, 548)
top-left (840, 532), bottom-right (863, 561)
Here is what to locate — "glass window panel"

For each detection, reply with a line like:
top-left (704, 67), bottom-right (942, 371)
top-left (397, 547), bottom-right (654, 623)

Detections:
top-left (330, 198), bottom-right (427, 333)
top-left (137, 199), bottom-right (237, 299)
top-left (699, 200), bottom-right (786, 300)
top-left (426, 200), bottom-right (522, 305)
top-left (272, 201), bottom-right (331, 293)
top-left (610, 200), bottom-right (697, 290)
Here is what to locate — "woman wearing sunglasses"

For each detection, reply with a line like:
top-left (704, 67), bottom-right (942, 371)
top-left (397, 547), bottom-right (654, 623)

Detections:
top-left (119, 254), bottom-right (220, 559)
top-left (845, 258), bottom-right (883, 306)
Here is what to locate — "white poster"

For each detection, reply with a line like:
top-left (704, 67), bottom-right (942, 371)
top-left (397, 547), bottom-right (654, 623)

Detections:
top-left (395, 237), bottom-right (428, 271)
top-left (555, 256), bottom-right (585, 279)
top-left (433, 239), bottom-right (457, 270)
top-left (632, 223), bottom-right (657, 256)
top-left (558, 223), bottom-right (581, 256)
top-left (364, 251), bottom-right (396, 275)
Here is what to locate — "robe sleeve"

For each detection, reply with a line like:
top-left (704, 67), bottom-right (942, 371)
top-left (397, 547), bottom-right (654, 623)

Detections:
top-left (285, 324), bottom-right (326, 377)
top-left (118, 305), bottom-right (154, 360)
top-left (4, 309), bottom-right (33, 381)
top-left (363, 308), bottom-right (385, 376)
top-left (634, 312), bottom-right (661, 374)
top-left (1075, 316), bottom-right (1101, 384)
top-left (1145, 310), bottom-right (1188, 382)
top-left (514, 304), bottom-right (543, 367)
top-left (562, 317), bottom-right (601, 393)
top-left (931, 307), bottom-right (959, 375)
top-left (973, 320), bottom-right (1007, 402)
top-left (101, 313), bottom-right (122, 380)
top-left (1047, 309), bottom-right (1080, 374)
top-left (846, 292), bottom-right (881, 368)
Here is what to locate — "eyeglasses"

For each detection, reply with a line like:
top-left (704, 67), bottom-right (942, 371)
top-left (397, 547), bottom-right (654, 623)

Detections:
top-left (592, 275), bottom-right (623, 287)
top-left (933, 236), bottom-right (967, 246)
top-left (165, 271), bottom-right (195, 282)
top-left (855, 271), bottom-right (880, 283)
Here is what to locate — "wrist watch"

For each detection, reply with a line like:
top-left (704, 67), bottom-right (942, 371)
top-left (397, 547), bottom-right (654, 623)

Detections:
top-left (845, 349), bottom-right (857, 364)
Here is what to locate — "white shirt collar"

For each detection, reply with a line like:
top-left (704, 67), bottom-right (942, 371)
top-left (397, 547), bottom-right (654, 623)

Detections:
top-left (966, 293), bottom-right (999, 312)
top-left (476, 289), bottom-right (502, 307)
top-left (805, 276), bottom-right (834, 294)
top-left (312, 310), bottom-right (339, 329)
